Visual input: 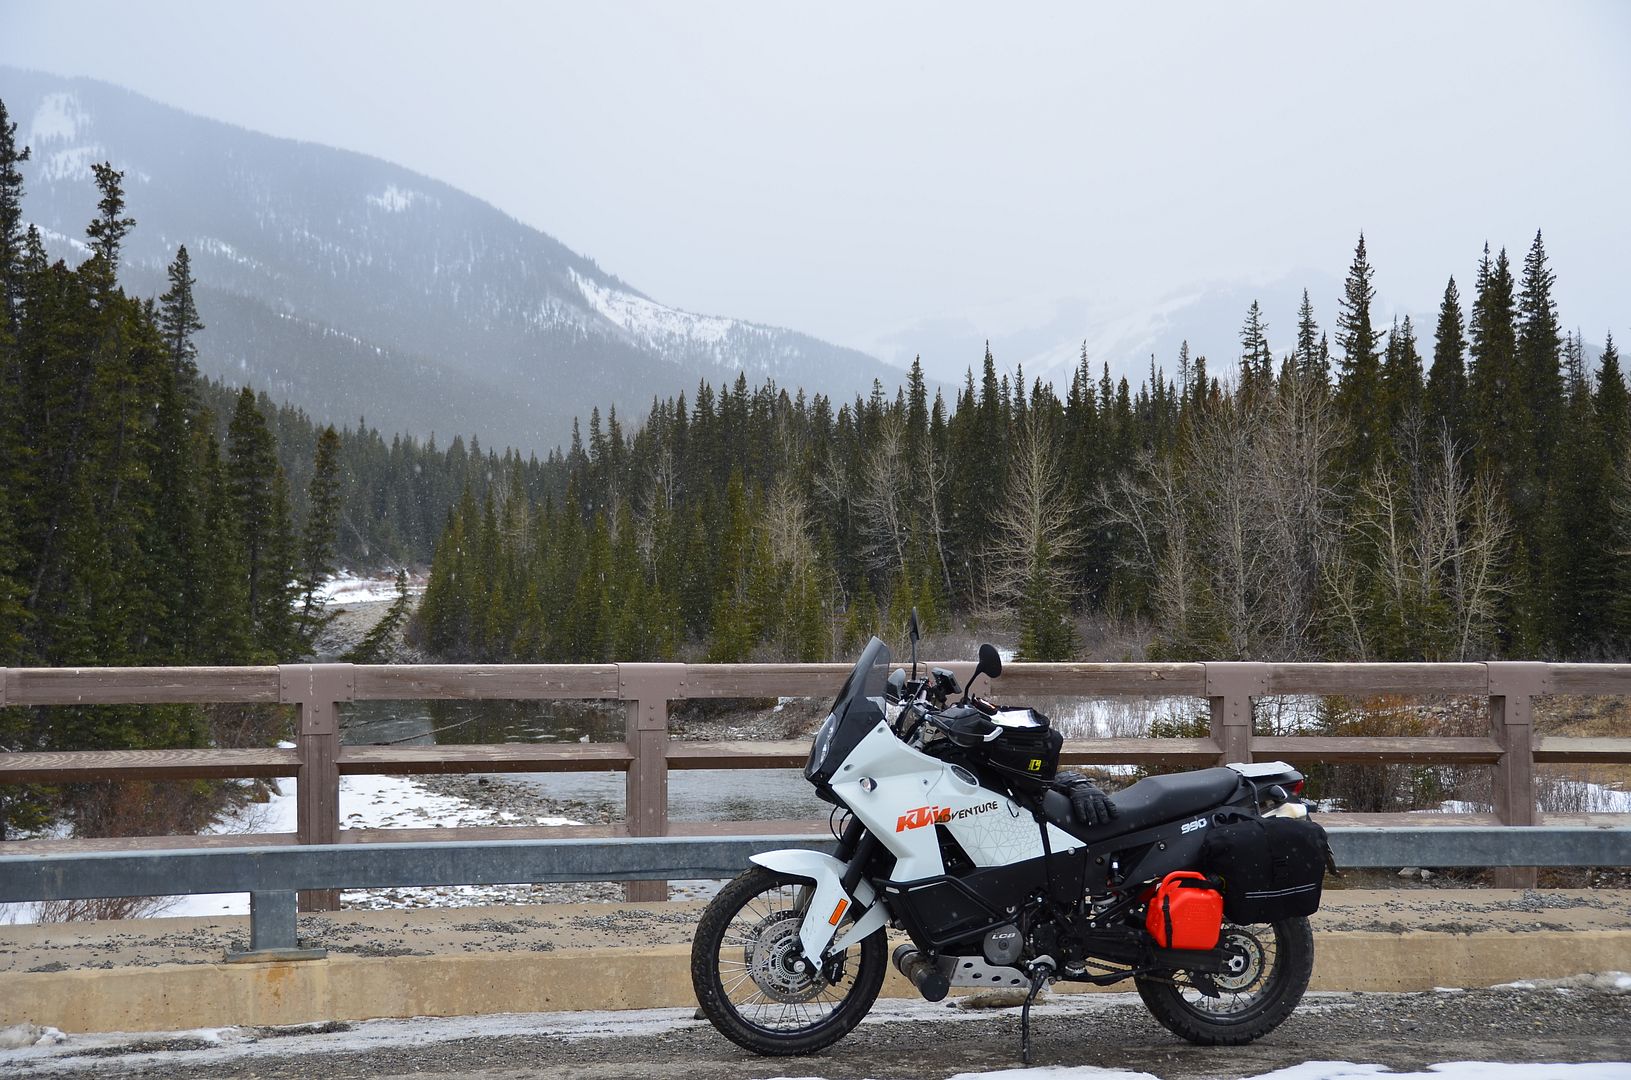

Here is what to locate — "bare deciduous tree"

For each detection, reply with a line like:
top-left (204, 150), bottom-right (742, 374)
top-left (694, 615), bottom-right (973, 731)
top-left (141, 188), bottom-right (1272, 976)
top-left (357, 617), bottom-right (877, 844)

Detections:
top-left (984, 414), bottom-right (1084, 623)
top-left (851, 414), bottom-right (911, 578)
top-left (1326, 427), bottom-right (1509, 660)
top-left (916, 434), bottom-right (956, 601)
top-left (765, 475), bottom-right (819, 585)
top-left (1100, 376), bottom-right (1345, 659)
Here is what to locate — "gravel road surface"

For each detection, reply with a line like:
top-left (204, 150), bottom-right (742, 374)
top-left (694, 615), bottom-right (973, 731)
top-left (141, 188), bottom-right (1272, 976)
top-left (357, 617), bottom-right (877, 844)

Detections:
top-left (5, 985), bottom-right (1629, 1080)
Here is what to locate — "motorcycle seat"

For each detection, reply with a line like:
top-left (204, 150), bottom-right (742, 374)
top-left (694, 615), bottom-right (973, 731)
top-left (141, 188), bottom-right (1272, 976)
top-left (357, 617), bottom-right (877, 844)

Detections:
top-left (1041, 767), bottom-right (1244, 842)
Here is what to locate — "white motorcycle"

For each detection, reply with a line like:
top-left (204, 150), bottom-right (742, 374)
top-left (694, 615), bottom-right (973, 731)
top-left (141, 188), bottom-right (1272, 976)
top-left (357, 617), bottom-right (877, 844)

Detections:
top-left (691, 621), bottom-right (1331, 1061)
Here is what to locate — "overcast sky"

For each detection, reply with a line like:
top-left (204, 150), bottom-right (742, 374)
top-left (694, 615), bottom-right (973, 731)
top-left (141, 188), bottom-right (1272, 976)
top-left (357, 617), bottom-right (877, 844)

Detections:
top-left (3, 0), bottom-right (1627, 368)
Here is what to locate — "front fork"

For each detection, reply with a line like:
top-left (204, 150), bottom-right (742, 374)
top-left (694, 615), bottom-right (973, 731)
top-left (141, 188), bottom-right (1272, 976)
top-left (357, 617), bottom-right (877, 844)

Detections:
top-left (748, 820), bottom-right (891, 968)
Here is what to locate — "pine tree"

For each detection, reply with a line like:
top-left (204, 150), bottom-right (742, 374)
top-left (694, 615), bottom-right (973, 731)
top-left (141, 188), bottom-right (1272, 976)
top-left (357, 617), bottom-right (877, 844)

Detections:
top-left (0, 478), bottom-right (26, 664)
top-left (0, 100), bottom-right (25, 660)
top-left (1596, 332), bottom-right (1628, 460)
top-left (1292, 289), bottom-right (1327, 385)
top-left (157, 246), bottom-right (204, 385)
top-left (1239, 300), bottom-right (1272, 399)
top-left (84, 163), bottom-right (135, 294)
top-left (1334, 234), bottom-right (1386, 473)
top-left (1468, 248), bottom-right (1525, 500)
top-left (0, 97), bottom-right (30, 327)
top-left (1594, 332), bottom-right (1631, 651)
top-left (195, 430), bottom-right (253, 663)
top-left (1538, 347), bottom-right (1615, 655)
top-left (1517, 230), bottom-right (1564, 482)
top-left (1380, 316), bottom-right (1423, 441)
top-left (294, 426), bottom-right (344, 646)
top-left (227, 388), bottom-right (296, 657)
top-left (1424, 277), bottom-right (1468, 448)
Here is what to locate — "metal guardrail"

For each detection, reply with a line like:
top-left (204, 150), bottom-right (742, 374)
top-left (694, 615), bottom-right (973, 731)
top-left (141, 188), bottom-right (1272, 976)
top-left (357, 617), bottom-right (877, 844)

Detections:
top-left (4, 827), bottom-right (1630, 960)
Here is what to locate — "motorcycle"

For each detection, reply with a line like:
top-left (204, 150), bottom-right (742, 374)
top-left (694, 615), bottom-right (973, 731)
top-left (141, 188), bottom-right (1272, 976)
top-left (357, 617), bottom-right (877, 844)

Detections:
top-left (690, 621), bottom-right (1332, 1061)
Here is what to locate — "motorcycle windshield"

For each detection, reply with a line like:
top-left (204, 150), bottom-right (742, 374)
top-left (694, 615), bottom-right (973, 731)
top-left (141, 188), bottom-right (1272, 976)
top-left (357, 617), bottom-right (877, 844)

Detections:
top-left (804, 636), bottom-right (891, 797)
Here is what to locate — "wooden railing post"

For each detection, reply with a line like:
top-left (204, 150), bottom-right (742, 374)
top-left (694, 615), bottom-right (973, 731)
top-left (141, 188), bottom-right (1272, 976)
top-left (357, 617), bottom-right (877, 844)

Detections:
top-left (618, 663), bottom-right (683, 902)
top-left (1204, 662), bottom-right (1267, 766)
top-left (1487, 662), bottom-right (1545, 889)
top-left (281, 663), bottom-right (353, 912)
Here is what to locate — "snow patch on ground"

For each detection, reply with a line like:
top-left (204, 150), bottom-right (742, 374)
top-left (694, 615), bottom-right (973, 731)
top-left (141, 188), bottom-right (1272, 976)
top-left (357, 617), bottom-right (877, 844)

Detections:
top-left (944, 1068), bottom-right (1159, 1080)
top-left (29, 93), bottom-right (87, 143)
top-left (158, 770), bottom-right (580, 918)
top-left (35, 144), bottom-right (104, 184)
top-left (367, 184), bottom-right (433, 213)
top-left (0, 1024), bottom-right (66, 1050)
top-left (2, 768), bottom-right (579, 924)
top-left (27, 226), bottom-right (93, 257)
top-left (196, 236), bottom-right (266, 272)
top-left (1231, 1066), bottom-right (1631, 1080)
top-left (316, 571), bottom-right (422, 605)
top-left (1439, 781), bottom-right (1631, 815)
top-left (571, 268), bottom-right (739, 351)
top-left (1494, 971), bottom-right (1631, 994)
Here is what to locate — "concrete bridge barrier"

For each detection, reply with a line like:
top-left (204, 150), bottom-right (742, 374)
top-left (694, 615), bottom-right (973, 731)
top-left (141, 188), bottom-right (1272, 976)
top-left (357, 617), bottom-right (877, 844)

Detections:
top-left (3, 890), bottom-right (1629, 1033)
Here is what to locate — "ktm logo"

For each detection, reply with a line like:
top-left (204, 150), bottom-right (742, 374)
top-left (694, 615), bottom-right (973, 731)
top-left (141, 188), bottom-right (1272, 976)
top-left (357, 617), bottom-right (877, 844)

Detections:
top-left (895, 800), bottom-right (1000, 832)
top-left (896, 805), bottom-right (951, 832)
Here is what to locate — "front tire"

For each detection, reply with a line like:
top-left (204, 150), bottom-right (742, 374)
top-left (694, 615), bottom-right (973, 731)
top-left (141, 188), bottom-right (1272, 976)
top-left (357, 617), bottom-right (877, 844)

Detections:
top-left (691, 866), bottom-right (886, 1056)
top-left (1135, 917), bottom-right (1314, 1046)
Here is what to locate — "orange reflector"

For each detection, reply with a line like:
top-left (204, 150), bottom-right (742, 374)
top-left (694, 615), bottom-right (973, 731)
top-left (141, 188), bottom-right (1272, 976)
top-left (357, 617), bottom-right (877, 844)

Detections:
top-left (828, 898), bottom-right (850, 925)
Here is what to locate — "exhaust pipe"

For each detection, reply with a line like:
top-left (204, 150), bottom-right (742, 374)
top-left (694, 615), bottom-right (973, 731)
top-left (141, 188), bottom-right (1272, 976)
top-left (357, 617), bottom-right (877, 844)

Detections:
top-left (892, 942), bottom-right (949, 1002)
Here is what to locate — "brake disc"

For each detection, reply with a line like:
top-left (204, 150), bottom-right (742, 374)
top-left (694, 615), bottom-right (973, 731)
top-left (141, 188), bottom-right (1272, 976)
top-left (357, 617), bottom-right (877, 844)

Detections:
top-left (743, 913), bottom-right (825, 1004)
top-left (1213, 926), bottom-right (1268, 993)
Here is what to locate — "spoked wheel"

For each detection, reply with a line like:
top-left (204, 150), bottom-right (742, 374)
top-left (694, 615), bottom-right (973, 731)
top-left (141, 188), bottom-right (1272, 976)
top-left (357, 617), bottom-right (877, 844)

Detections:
top-left (691, 866), bottom-right (885, 1056)
top-left (1135, 917), bottom-right (1314, 1046)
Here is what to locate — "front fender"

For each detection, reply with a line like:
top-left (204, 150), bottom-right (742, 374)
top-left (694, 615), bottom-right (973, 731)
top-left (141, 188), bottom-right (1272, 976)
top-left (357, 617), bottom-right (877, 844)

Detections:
top-left (748, 849), bottom-right (880, 964)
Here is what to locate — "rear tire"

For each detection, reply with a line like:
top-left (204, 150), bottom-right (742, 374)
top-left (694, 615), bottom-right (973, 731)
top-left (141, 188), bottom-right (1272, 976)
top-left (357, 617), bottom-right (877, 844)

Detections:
top-left (1135, 917), bottom-right (1313, 1046)
top-left (691, 866), bottom-right (886, 1056)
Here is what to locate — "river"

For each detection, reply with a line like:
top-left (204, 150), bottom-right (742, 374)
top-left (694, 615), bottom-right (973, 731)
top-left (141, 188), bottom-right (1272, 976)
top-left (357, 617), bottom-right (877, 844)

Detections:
top-left (335, 693), bottom-right (1221, 823)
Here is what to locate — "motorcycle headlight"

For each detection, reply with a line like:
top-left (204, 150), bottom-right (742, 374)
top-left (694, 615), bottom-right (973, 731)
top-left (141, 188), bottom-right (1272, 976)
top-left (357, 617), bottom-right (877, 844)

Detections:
top-left (810, 713), bottom-right (836, 772)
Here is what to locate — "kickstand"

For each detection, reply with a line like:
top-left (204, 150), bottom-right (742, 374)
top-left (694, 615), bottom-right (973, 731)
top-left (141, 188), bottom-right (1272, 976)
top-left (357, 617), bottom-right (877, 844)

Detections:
top-left (1020, 964), bottom-right (1049, 1065)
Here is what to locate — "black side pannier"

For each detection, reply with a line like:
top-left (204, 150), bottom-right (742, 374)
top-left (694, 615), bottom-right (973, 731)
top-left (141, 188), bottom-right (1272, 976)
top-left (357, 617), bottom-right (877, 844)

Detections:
top-left (1200, 814), bottom-right (1331, 924)
top-left (980, 709), bottom-right (1063, 794)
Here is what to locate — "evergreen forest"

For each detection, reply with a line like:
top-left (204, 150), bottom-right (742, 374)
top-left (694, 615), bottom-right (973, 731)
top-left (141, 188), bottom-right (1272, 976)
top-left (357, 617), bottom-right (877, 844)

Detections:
top-left (414, 232), bottom-right (1631, 668)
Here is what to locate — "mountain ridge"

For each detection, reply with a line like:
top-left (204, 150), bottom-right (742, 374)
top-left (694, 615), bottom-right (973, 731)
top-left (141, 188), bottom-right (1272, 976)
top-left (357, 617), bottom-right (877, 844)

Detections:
top-left (0, 67), bottom-right (903, 452)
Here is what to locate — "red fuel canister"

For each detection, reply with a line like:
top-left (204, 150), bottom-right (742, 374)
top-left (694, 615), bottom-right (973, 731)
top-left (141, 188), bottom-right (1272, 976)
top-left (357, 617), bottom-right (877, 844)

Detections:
top-left (1145, 870), bottom-right (1224, 950)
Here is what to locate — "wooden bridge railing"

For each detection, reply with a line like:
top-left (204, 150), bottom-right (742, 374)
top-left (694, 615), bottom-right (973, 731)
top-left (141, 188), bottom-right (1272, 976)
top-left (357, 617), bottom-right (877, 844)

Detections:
top-left (3, 661), bottom-right (1630, 903)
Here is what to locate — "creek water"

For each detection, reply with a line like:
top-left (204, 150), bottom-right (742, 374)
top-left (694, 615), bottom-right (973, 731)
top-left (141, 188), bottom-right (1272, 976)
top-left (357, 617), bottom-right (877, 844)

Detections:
top-left (336, 694), bottom-right (1216, 823)
top-left (338, 698), bottom-right (834, 822)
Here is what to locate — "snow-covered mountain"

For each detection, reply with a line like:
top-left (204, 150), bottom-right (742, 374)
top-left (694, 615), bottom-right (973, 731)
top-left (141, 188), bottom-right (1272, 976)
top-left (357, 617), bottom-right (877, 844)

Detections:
top-left (0, 69), bottom-right (902, 451)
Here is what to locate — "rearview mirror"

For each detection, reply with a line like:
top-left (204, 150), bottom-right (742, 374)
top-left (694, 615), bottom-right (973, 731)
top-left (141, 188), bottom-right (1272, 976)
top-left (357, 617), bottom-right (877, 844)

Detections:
top-left (974, 642), bottom-right (1002, 682)
top-left (908, 607), bottom-right (921, 678)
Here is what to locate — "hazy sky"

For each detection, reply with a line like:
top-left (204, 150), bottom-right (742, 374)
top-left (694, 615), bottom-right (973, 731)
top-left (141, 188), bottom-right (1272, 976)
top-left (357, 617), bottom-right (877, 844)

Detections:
top-left (3, 0), bottom-right (1628, 367)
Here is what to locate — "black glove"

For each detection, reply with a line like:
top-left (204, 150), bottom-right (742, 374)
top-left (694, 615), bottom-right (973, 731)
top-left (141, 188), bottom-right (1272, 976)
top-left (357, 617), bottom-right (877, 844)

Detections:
top-left (1057, 772), bottom-right (1118, 827)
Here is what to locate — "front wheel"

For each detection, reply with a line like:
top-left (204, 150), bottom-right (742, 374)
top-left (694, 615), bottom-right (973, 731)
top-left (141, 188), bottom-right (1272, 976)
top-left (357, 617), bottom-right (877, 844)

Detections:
top-left (1135, 917), bottom-right (1314, 1046)
top-left (691, 866), bottom-right (886, 1056)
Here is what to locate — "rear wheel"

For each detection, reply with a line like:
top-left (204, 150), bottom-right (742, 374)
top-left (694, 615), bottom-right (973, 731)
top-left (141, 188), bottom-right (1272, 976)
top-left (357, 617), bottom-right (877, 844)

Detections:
top-left (1135, 917), bottom-right (1313, 1046)
top-left (691, 866), bottom-right (886, 1056)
